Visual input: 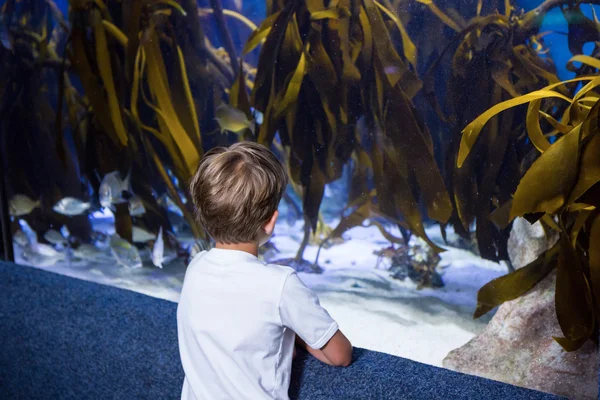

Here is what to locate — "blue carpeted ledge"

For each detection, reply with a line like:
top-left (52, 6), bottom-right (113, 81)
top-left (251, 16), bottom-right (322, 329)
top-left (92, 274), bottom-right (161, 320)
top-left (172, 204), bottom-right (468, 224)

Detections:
top-left (1, 262), bottom-right (563, 399)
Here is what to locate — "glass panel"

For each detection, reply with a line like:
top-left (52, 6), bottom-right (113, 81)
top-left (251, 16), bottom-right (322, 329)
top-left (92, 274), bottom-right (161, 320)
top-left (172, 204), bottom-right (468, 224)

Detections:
top-left (1, 0), bottom-right (597, 398)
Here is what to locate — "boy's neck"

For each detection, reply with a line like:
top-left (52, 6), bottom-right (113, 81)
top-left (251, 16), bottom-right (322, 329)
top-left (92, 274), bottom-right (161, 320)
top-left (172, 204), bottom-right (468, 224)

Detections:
top-left (215, 241), bottom-right (259, 257)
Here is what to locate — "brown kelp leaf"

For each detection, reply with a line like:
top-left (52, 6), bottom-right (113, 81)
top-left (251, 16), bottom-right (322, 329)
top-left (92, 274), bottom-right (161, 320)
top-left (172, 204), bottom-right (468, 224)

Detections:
top-left (570, 132), bottom-right (600, 204)
top-left (363, 0), bottom-right (406, 87)
top-left (510, 125), bottom-right (582, 219)
top-left (143, 29), bottom-right (200, 179)
top-left (71, 25), bottom-right (121, 146)
top-left (91, 9), bottom-right (128, 147)
top-left (123, 0), bottom-right (142, 81)
top-left (175, 45), bottom-right (201, 148)
top-left (374, 0), bottom-right (417, 71)
top-left (489, 199), bottom-right (513, 230)
top-left (243, 11), bottom-right (282, 55)
top-left (555, 233), bottom-right (594, 348)
top-left (474, 244), bottom-right (559, 318)
top-left (304, 157), bottom-right (326, 233)
top-left (367, 220), bottom-right (405, 244)
top-left (274, 44), bottom-right (308, 119)
top-left (331, 202), bottom-right (371, 239)
top-left (589, 213), bottom-right (600, 309)
top-left (385, 89), bottom-right (452, 224)
top-left (458, 90), bottom-right (572, 168)
top-left (526, 98), bottom-right (551, 152)
top-left (230, 61), bottom-right (252, 116)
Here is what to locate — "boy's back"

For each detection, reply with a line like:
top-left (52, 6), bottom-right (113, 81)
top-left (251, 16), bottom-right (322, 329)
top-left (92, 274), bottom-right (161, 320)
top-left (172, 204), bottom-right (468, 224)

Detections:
top-left (178, 142), bottom-right (351, 399)
top-left (178, 248), bottom-right (338, 400)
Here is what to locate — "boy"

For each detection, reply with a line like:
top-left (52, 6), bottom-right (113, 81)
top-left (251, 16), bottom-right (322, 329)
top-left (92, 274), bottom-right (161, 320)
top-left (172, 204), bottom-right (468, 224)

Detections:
top-left (178, 142), bottom-right (353, 400)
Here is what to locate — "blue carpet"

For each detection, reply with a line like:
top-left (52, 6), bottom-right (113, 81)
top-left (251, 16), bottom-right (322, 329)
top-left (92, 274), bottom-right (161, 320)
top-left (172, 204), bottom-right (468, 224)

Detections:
top-left (0, 262), bottom-right (562, 399)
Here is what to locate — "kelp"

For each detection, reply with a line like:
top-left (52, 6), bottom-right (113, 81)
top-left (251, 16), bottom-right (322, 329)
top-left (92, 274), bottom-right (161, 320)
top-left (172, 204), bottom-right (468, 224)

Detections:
top-left (0, 0), bottom-right (94, 239)
top-left (419, 0), bottom-right (600, 264)
top-left (242, 0), bottom-right (452, 260)
top-left (67, 0), bottom-right (210, 239)
top-left (462, 55), bottom-right (600, 350)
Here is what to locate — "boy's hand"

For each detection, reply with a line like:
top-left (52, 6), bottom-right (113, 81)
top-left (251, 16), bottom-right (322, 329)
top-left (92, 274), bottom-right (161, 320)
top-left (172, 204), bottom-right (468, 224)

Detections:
top-left (295, 331), bottom-right (352, 367)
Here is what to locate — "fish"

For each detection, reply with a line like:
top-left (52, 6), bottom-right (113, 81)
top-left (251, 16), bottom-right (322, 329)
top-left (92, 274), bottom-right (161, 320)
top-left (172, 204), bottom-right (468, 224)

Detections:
top-left (132, 226), bottom-right (157, 243)
top-left (13, 229), bottom-right (30, 247)
top-left (234, 0), bottom-right (243, 11)
top-left (129, 196), bottom-right (146, 216)
top-left (214, 104), bottom-right (255, 135)
top-left (53, 197), bottom-right (91, 216)
top-left (9, 194), bottom-right (40, 217)
top-left (99, 170), bottom-right (133, 208)
top-left (109, 234), bottom-right (143, 269)
top-left (43, 229), bottom-right (67, 245)
top-left (253, 109), bottom-right (264, 125)
top-left (73, 244), bottom-right (114, 263)
top-left (158, 194), bottom-right (184, 217)
top-left (151, 227), bottom-right (177, 269)
top-left (22, 243), bottom-right (65, 267)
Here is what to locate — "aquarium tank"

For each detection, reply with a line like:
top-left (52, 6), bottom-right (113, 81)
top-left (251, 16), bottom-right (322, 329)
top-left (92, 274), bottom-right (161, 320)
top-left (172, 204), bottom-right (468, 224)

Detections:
top-left (1, 0), bottom-right (599, 397)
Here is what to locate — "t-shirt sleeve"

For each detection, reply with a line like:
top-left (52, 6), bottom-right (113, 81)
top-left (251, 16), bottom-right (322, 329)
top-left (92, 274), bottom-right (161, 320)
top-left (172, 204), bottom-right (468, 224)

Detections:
top-left (279, 271), bottom-right (339, 349)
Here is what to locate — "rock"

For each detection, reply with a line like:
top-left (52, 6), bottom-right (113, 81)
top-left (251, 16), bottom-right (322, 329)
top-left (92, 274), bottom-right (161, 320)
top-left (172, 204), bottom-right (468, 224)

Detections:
top-left (508, 217), bottom-right (558, 269)
top-left (443, 271), bottom-right (599, 399)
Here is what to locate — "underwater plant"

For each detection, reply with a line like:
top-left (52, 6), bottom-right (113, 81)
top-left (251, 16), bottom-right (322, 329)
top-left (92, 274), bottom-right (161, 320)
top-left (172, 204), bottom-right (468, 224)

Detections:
top-left (241, 0), bottom-right (453, 267)
top-left (459, 54), bottom-right (600, 351)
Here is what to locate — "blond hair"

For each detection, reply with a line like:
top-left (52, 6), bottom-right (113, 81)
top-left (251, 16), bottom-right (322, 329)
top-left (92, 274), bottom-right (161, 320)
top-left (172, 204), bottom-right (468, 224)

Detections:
top-left (189, 141), bottom-right (288, 244)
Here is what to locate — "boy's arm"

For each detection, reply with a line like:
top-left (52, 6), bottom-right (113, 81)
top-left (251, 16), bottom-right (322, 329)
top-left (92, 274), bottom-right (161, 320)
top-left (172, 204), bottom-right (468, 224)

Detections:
top-left (295, 331), bottom-right (352, 367)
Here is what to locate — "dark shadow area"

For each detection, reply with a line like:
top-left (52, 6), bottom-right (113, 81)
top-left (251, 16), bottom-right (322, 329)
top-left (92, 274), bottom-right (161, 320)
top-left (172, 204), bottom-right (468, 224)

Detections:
top-left (1, 262), bottom-right (562, 399)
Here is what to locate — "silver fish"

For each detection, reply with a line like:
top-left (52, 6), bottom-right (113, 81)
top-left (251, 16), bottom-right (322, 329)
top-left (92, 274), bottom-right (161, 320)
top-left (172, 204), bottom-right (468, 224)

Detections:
top-left (9, 194), bottom-right (41, 217)
top-left (43, 229), bottom-right (67, 245)
top-left (151, 227), bottom-right (177, 269)
top-left (214, 104), bottom-right (255, 135)
top-left (129, 196), bottom-right (146, 216)
top-left (13, 229), bottom-right (30, 247)
top-left (73, 244), bottom-right (113, 263)
top-left (22, 243), bottom-right (65, 267)
top-left (132, 226), bottom-right (156, 243)
top-left (53, 197), bottom-right (91, 216)
top-left (158, 194), bottom-right (184, 217)
top-left (99, 170), bottom-right (132, 208)
top-left (109, 235), bottom-right (142, 269)
top-left (234, 0), bottom-right (242, 11)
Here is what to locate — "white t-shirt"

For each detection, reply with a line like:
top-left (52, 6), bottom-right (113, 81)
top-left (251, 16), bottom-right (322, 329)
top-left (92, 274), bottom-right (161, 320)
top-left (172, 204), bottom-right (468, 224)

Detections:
top-left (177, 248), bottom-right (339, 400)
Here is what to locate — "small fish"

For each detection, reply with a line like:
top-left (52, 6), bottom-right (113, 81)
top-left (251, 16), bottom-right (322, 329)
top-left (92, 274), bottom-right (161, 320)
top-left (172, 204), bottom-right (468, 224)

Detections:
top-left (44, 229), bottom-right (67, 245)
top-left (99, 170), bottom-right (133, 208)
top-left (22, 243), bottom-right (65, 267)
top-left (53, 197), bottom-right (91, 216)
top-left (110, 235), bottom-right (143, 269)
top-left (158, 194), bottom-right (184, 217)
top-left (253, 109), bottom-right (264, 125)
top-left (132, 226), bottom-right (157, 243)
top-left (214, 104), bottom-right (255, 135)
top-left (13, 229), bottom-right (30, 247)
top-left (73, 244), bottom-right (113, 263)
top-left (9, 194), bottom-right (40, 217)
top-left (129, 196), bottom-right (146, 216)
top-left (234, 0), bottom-right (243, 11)
top-left (151, 227), bottom-right (177, 269)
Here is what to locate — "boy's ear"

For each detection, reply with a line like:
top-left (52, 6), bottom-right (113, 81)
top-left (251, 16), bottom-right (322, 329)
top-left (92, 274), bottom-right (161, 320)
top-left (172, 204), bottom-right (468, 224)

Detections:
top-left (264, 210), bottom-right (278, 235)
